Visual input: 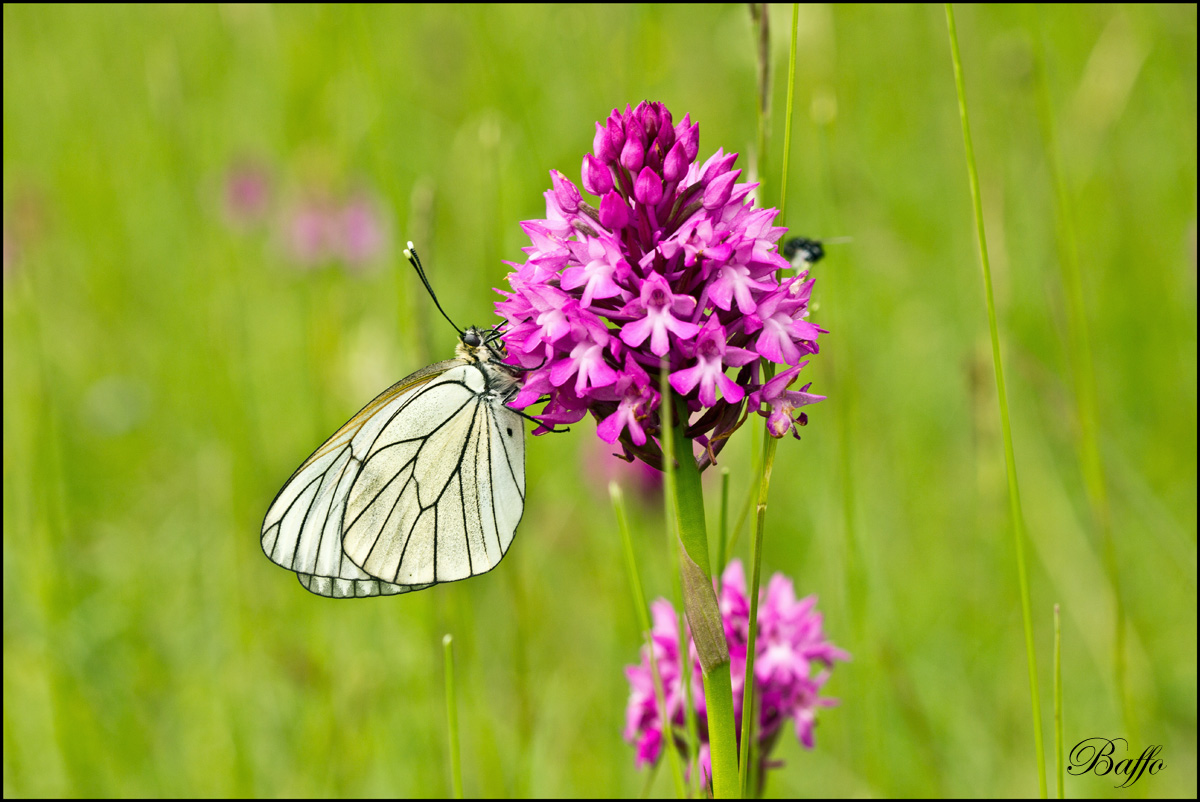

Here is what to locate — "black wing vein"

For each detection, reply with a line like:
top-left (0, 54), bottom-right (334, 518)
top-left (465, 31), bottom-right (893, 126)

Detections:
top-left (353, 392), bottom-right (484, 584)
top-left (483, 409), bottom-right (504, 556)
top-left (360, 381), bottom-right (477, 457)
top-left (490, 406), bottom-right (525, 502)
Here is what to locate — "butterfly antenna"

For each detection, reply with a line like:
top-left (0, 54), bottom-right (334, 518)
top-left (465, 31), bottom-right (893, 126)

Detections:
top-left (404, 241), bottom-right (463, 336)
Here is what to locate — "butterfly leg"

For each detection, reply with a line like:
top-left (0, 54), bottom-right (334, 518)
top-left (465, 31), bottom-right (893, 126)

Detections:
top-left (503, 356), bottom-right (548, 373)
top-left (506, 406), bottom-right (570, 434)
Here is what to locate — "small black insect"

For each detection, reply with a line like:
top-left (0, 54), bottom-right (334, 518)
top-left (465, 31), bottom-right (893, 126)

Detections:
top-left (782, 236), bottom-right (825, 267)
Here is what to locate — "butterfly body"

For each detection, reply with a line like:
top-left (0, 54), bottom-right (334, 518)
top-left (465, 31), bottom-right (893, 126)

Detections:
top-left (262, 327), bottom-right (526, 598)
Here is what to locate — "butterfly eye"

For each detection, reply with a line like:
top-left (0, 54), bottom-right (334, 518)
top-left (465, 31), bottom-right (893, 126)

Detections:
top-left (463, 331), bottom-right (482, 347)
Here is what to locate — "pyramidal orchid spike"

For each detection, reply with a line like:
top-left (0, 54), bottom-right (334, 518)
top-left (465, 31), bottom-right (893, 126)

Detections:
top-left (623, 560), bottom-right (848, 782)
top-left (494, 102), bottom-right (825, 467)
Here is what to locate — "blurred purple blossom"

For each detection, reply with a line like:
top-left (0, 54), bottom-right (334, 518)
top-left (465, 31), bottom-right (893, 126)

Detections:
top-left (624, 560), bottom-right (848, 787)
top-left (280, 190), bottom-right (388, 270)
top-left (3, 228), bottom-right (13, 279)
top-left (336, 192), bottom-right (389, 269)
top-left (585, 436), bottom-right (663, 504)
top-left (495, 102), bottom-right (825, 470)
top-left (4, 187), bottom-right (51, 280)
top-left (222, 162), bottom-right (272, 228)
top-left (284, 196), bottom-right (339, 268)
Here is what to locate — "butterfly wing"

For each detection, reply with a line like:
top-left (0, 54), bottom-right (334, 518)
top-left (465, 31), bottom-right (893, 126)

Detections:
top-left (260, 359), bottom-right (461, 597)
top-left (342, 362), bottom-right (526, 586)
top-left (482, 392), bottom-right (525, 562)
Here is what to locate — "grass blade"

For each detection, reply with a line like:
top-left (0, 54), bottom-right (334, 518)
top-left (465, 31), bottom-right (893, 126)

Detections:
top-left (612, 483), bottom-right (689, 799)
top-left (740, 5), bottom-right (800, 795)
top-left (944, 4), bottom-right (1047, 796)
top-left (659, 364), bottom-right (704, 796)
top-left (1027, 5), bottom-right (1132, 743)
top-left (443, 634), bottom-right (463, 799)
top-left (715, 468), bottom-right (731, 581)
top-left (1054, 604), bottom-right (1064, 799)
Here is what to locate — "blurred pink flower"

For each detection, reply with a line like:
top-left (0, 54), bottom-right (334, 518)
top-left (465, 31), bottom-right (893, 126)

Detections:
top-left (279, 189), bottom-right (389, 271)
top-left (5, 187), bottom-right (50, 279)
top-left (585, 436), bottom-right (663, 503)
top-left (624, 559), bottom-right (848, 788)
top-left (283, 196), bottom-right (339, 268)
top-left (3, 228), bottom-right (13, 278)
top-left (223, 162), bottom-right (272, 228)
top-left (336, 192), bottom-right (388, 268)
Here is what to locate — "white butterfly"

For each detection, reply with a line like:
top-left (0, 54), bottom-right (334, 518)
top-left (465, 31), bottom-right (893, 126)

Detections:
top-left (261, 248), bottom-right (528, 598)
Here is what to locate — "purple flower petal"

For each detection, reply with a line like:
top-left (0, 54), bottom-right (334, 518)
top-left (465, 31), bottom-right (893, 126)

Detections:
top-left (676, 114), bottom-right (699, 162)
top-left (702, 169), bottom-right (740, 210)
top-left (634, 166), bottom-right (663, 206)
top-left (620, 135), bottom-right (644, 173)
top-left (550, 170), bottom-right (582, 213)
top-left (582, 153), bottom-right (614, 196)
top-left (599, 190), bottom-right (631, 230)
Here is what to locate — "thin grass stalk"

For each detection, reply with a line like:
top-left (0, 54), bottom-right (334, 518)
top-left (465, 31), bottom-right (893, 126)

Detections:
top-left (612, 483), bottom-right (689, 799)
top-left (716, 469), bottom-right (731, 582)
top-left (813, 123), bottom-right (877, 787)
top-left (750, 2), bottom-right (771, 202)
top-left (779, 3), bottom-right (800, 223)
top-left (725, 465), bottom-right (756, 558)
top-left (738, 374), bottom-right (777, 797)
top-left (807, 7), bottom-right (874, 783)
top-left (739, 7), bottom-right (800, 795)
top-left (442, 634), bottom-right (463, 799)
top-left (679, 614), bottom-right (703, 800)
top-left (724, 0), bottom-right (776, 568)
top-left (15, 270), bottom-right (72, 618)
top-left (725, 0), bottom-right (793, 583)
top-left (1054, 604), bottom-right (1064, 799)
top-left (1027, 7), bottom-right (1131, 742)
top-left (945, 5), bottom-right (1047, 796)
top-left (639, 761), bottom-right (662, 799)
top-left (659, 362), bottom-right (704, 797)
top-left (500, 547), bottom-right (534, 796)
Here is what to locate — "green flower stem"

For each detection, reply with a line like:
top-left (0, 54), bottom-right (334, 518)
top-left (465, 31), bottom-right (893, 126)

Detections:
top-left (442, 634), bottom-right (463, 799)
top-left (666, 397), bottom-right (739, 799)
top-left (703, 662), bottom-right (740, 799)
top-left (945, 5), bottom-right (1047, 796)
top-left (611, 483), bottom-right (688, 799)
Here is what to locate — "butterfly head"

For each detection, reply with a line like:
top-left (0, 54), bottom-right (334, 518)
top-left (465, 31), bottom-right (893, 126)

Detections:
top-left (456, 325), bottom-right (508, 366)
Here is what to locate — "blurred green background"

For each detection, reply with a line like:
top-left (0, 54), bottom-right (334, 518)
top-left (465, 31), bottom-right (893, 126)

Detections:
top-left (4, 4), bottom-right (1195, 797)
